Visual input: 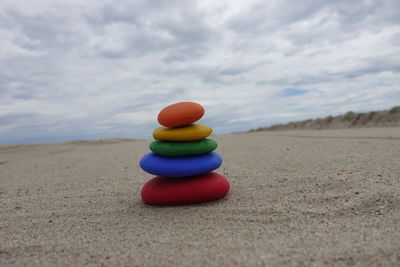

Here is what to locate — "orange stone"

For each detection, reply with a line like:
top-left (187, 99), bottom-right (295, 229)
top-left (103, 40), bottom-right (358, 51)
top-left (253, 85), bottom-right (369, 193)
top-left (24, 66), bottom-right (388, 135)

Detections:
top-left (158, 102), bottom-right (205, 127)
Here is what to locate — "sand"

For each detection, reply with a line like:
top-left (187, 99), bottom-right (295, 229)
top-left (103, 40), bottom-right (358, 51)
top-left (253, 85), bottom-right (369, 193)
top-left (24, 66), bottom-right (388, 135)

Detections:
top-left (1, 128), bottom-right (400, 266)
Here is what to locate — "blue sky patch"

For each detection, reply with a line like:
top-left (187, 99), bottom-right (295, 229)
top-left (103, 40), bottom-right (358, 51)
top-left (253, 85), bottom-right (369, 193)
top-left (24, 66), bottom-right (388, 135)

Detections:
top-left (279, 88), bottom-right (309, 97)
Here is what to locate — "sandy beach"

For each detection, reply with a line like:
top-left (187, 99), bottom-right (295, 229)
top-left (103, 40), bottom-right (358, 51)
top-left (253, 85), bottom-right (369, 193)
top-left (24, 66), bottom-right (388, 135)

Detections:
top-left (1, 128), bottom-right (400, 266)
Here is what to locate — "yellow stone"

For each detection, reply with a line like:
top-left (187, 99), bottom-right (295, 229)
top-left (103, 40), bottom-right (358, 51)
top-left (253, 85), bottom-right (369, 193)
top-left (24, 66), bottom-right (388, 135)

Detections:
top-left (153, 123), bottom-right (212, 141)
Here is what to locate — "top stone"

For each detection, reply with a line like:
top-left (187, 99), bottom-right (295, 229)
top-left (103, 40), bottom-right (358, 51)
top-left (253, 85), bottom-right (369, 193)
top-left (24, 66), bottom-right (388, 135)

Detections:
top-left (158, 102), bottom-right (205, 127)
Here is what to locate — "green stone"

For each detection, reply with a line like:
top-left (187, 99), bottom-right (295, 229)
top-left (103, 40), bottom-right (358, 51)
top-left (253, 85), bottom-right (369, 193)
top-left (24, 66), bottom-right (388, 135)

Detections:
top-left (149, 138), bottom-right (218, 157)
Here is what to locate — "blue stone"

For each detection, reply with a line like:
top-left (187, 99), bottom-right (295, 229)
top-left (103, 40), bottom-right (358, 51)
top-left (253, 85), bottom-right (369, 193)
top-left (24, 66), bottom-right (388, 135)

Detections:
top-left (139, 152), bottom-right (222, 177)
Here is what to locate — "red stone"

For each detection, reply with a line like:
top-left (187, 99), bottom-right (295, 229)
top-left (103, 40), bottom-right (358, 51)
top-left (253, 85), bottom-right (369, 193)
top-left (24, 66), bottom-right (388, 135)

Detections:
top-left (141, 172), bottom-right (230, 205)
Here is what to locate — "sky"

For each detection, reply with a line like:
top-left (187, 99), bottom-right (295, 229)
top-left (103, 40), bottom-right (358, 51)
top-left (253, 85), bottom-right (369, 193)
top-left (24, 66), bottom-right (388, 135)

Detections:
top-left (0, 0), bottom-right (399, 144)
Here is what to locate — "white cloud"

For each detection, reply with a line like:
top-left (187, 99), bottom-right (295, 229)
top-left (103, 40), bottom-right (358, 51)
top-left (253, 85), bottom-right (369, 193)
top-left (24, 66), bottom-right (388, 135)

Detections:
top-left (0, 0), bottom-right (399, 144)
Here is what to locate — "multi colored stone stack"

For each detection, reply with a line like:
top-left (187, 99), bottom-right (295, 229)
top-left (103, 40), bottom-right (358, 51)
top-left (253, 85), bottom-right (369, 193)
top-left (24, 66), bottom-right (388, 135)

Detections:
top-left (139, 102), bottom-right (230, 205)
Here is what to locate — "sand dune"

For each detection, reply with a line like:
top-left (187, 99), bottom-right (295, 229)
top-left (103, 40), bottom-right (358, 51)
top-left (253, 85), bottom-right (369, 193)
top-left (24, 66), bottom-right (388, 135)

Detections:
top-left (1, 128), bottom-right (400, 266)
top-left (251, 106), bottom-right (400, 132)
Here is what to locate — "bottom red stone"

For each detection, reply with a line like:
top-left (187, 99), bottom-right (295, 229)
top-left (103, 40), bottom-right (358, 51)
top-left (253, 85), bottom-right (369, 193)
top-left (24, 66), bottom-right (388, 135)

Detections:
top-left (141, 172), bottom-right (230, 205)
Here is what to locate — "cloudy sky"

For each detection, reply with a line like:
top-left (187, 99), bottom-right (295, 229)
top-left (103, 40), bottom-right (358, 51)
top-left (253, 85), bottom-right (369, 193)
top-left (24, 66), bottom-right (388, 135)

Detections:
top-left (1, 0), bottom-right (399, 144)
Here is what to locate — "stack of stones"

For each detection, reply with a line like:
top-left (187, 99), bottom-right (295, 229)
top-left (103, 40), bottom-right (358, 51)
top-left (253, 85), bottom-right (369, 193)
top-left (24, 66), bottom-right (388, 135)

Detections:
top-left (139, 102), bottom-right (230, 205)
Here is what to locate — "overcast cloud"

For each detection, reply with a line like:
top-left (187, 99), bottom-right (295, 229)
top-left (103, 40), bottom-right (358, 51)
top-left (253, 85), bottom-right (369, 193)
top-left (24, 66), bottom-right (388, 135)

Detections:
top-left (0, 0), bottom-right (399, 144)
